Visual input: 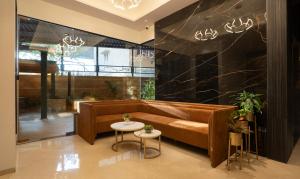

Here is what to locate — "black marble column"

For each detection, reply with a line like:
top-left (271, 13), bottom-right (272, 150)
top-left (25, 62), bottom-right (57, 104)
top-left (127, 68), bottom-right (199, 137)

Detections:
top-left (41, 51), bottom-right (48, 119)
top-left (266, 0), bottom-right (300, 162)
top-left (50, 73), bottom-right (56, 98)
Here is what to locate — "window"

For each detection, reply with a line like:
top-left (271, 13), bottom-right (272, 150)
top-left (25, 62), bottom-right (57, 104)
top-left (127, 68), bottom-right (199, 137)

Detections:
top-left (133, 48), bottom-right (155, 77)
top-left (19, 50), bottom-right (41, 60)
top-left (98, 47), bottom-right (132, 77)
top-left (56, 46), bottom-right (97, 76)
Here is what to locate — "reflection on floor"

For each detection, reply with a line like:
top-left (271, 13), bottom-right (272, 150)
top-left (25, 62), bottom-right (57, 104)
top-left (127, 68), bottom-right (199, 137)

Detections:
top-left (288, 138), bottom-right (300, 166)
top-left (18, 112), bottom-right (74, 143)
top-left (2, 135), bottom-right (300, 179)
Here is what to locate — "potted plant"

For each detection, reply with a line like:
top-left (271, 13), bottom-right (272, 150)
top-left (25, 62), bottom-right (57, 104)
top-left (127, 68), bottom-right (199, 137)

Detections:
top-left (228, 111), bottom-right (248, 146)
top-left (232, 109), bottom-right (248, 132)
top-left (123, 113), bottom-right (130, 122)
top-left (144, 124), bottom-right (154, 134)
top-left (233, 91), bottom-right (263, 121)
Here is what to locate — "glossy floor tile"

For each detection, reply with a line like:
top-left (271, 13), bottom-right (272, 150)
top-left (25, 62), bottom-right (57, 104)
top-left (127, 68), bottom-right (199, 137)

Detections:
top-left (1, 135), bottom-right (300, 179)
top-left (18, 112), bottom-right (74, 143)
top-left (288, 139), bottom-right (300, 166)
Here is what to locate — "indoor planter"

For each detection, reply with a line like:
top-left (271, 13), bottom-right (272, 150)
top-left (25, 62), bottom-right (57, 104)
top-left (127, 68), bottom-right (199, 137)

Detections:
top-left (123, 113), bottom-right (130, 122)
top-left (227, 110), bottom-right (247, 170)
top-left (233, 91), bottom-right (264, 122)
top-left (144, 124), bottom-right (153, 133)
top-left (246, 111), bottom-right (253, 122)
top-left (229, 110), bottom-right (248, 145)
top-left (232, 109), bottom-right (248, 131)
top-left (229, 132), bottom-right (242, 146)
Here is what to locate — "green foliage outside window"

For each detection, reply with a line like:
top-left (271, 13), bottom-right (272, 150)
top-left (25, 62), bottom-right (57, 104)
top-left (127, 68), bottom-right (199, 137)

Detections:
top-left (141, 79), bottom-right (155, 100)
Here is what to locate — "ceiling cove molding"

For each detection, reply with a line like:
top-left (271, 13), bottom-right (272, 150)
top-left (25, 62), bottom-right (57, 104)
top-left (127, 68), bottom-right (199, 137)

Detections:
top-left (17, 0), bottom-right (153, 44)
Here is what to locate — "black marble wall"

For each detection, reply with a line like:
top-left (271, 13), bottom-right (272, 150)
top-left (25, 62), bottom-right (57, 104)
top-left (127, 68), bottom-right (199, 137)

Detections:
top-left (155, 0), bottom-right (267, 154)
top-left (155, 0), bottom-right (266, 104)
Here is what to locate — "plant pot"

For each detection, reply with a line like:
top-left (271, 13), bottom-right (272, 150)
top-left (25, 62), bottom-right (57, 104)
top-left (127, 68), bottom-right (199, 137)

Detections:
top-left (246, 112), bottom-right (253, 121)
top-left (239, 116), bottom-right (246, 121)
top-left (237, 120), bottom-right (249, 133)
top-left (229, 132), bottom-right (242, 146)
top-left (145, 129), bottom-right (153, 134)
top-left (123, 117), bottom-right (130, 122)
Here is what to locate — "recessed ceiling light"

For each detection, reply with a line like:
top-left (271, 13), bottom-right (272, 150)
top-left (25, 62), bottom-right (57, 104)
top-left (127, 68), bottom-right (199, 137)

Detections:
top-left (111, 0), bottom-right (142, 10)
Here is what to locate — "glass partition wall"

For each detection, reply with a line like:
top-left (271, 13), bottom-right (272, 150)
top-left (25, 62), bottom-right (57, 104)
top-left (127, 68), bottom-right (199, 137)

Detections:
top-left (17, 16), bottom-right (155, 143)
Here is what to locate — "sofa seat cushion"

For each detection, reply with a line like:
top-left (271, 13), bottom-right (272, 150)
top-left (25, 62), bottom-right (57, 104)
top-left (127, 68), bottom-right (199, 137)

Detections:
top-left (130, 112), bottom-right (178, 124)
top-left (168, 120), bottom-right (209, 148)
top-left (168, 120), bottom-right (208, 134)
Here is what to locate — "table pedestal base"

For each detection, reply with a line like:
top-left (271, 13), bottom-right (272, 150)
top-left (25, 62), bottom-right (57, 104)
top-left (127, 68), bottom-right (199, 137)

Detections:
top-left (112, 130), bottom-right (142, 152)
top-left (140, 136), bottom-right (161, 159)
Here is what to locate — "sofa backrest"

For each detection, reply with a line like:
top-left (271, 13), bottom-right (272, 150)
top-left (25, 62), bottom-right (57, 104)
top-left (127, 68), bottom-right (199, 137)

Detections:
top-left (140, 103), bottom-right (188, 119)
top-left (138, 103), bottom-right (213, 123)
top-left (81, 100), bottom-right (235, 124)
top-left (141, 100), bottom-right (235, 110)
top-left (179, 107), bottom-right (214, 123)
top-left (92, 103), bottom-right (140, 115)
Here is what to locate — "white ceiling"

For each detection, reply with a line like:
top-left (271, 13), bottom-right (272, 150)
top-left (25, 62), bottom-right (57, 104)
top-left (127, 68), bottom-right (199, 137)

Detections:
top-left (74, 0), bottom-right (171, 21)
top-left (43, 0), bottom-right (199, 31)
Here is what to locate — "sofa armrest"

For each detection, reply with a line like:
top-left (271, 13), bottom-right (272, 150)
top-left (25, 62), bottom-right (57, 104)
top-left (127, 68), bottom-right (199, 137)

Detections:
top-left (78, 103), bottom-right (96, 145)
top-left (209, 108), bottom-right (235, 167)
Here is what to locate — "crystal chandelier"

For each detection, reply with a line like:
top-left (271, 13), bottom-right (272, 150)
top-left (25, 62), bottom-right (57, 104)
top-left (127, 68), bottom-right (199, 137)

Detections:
top-left (62, 35), bottom-right (85, 49)
top-left (224, 17), bottom-right (254, 34)
top-left (55, 34), bottom-right (85, 56)
top-left (195, 28), bottom-right (218, 41)
top-left (112, 0), bottom-right (142, 10)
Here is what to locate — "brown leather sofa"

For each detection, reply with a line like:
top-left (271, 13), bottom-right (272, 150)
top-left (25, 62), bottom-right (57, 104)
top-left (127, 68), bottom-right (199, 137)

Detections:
top-left (78, 100), bottom-right (236, 167)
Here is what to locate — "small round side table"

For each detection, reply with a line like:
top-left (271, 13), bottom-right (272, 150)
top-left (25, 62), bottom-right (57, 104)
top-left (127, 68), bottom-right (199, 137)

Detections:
top-left (110, 121), bottom-right (145, 152)
top-left (134, 129), bottom-right (161, 159)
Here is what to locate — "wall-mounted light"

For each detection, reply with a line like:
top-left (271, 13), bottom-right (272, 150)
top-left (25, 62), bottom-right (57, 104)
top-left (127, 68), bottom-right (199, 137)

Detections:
top-left (55, 34), bottom-right (85, 56)
top-left (224, 17), bottom-right (254, 34)
top-left (194, 28), bottom-right (218, 41)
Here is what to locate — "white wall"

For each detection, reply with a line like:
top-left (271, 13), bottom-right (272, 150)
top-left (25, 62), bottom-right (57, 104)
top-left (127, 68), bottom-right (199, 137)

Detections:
top-left (140, 25), bottom-right (155, 43)
top-left (0, 0), bottom-right (16, 174)
top-left (17, 0), bottom-right (154, 44)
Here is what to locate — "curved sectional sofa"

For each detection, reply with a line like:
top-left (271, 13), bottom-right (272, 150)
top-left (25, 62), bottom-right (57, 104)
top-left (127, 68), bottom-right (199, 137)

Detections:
top-left (78, 100), bottom-right (236, 167)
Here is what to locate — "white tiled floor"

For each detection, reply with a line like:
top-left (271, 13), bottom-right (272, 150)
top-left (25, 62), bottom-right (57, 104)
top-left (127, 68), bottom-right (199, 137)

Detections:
top-left (18, 112), bottom-right (74, 142)
top-left (1, 134), bottom-right (300, 179)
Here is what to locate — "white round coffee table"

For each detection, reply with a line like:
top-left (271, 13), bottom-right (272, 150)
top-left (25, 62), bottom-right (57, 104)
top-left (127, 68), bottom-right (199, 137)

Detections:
top-left (134, 129), bottom-right (162, 159)
top-left (110, 121), bottom-right (145, 152)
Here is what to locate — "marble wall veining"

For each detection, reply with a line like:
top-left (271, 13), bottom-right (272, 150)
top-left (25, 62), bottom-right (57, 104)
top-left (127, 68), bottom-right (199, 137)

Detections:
top-left (155, 0), bottom-right (267, 153)
top-left (155, 0), bottom-right (266, 104)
